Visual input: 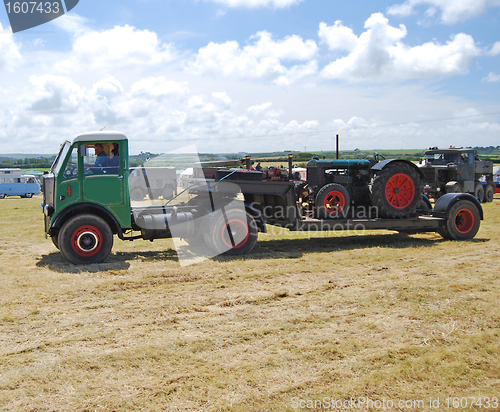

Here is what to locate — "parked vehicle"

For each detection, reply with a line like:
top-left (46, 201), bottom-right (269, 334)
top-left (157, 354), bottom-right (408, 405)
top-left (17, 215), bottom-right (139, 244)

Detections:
top-left (0, 168), bottom-right (41, 198)
top-left (40, 131), bottom-right (483, 264)
top-left (419, 148), bottom-right (495, 203)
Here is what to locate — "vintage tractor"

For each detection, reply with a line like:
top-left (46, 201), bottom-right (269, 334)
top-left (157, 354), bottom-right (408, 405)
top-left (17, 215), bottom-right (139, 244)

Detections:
top-left (296, 155), bottom-right (424, 219)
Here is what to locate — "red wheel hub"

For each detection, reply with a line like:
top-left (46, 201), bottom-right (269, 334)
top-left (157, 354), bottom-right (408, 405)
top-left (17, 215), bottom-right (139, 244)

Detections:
top-left (454, 208), bottom-right (474, 234)
top-left (71, 225), bottom-right (103, 256)
top-left (385, 173), bottom-right (415, 209)
top-left (221, 219), bottom-right (249, 249)
top-left (323, 190), bottom-right (346, 215)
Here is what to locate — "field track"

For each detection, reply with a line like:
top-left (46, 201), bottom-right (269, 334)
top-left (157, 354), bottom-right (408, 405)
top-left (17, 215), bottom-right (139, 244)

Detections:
top-left (1, 194), bottom-right (499, 411)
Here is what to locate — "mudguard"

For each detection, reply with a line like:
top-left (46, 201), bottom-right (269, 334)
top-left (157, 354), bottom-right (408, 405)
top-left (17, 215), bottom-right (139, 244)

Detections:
top-left (371, 159), bottom-right (424, 178)
top-left (433, 193), bottom-right (483, 220)
top-left (51, 203), bottom-right (125, 239)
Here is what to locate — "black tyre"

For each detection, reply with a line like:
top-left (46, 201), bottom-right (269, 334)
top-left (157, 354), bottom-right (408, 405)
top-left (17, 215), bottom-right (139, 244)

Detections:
top-left (370, 162), bottom-right (422, 218)
top-left (417, 194), bottom-right (432, 213)
top-left (25, 193), bottom-right (33, 198)
top-left (184, 232), bottom-right (207, 247)
top-left (0, 194), bottom-right (5, 199)
top-left (205, 209), bottom-right (258, 256)
top-left (474, 183), bottom-right (484, 203)
top-left (163, 187), bottom-right (175, 200)
top-left (51, 234), bottom-right (60, 250)
top-left (315, 183), bottom-right (350, 218)
top-left (59, 214), bottom-right (113, 264)
top-left (484, 184), bottom-right (494, 203)
top-left (438, 200), bottom-right (480, 240)
top-left (130, 187), bottom-right (145, 201)
top-left (446, 182), bottom-right (462, 194)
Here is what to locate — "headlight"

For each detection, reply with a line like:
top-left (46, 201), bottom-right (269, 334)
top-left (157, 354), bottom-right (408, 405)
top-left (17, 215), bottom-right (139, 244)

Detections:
top-left (44, 204), bottom-right (54, 217)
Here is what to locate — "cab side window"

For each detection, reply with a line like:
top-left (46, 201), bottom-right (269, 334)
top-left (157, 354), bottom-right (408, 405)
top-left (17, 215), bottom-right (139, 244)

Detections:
top-left (63, 146), bottom-right (79, 178)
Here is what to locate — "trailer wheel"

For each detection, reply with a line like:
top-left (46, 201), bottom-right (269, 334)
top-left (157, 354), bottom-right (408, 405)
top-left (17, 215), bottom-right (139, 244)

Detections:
top-left (484, 184), bottom-right (494, 203)
top-left (59, 214), bottom-right (113, 264)
top-left (474, 183), bottom-right (484, 203)
top-left (370, 162), bottom-right (422, 218)
top-left (316, 183), bottom-right (350, 218)
top-left (25, 193), bottom-right (33, 198)
top-left (0, 194), bottom-right (5, 199)
top-left (438, 200), bottom-right (480, 240)
top-left (205, 209), bottom-right (258, 256)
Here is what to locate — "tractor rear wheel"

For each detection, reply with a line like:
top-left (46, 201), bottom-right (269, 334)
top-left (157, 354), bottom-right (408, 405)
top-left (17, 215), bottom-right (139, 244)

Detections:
top-left (59, 214), bottom-right (113, 264)
top-left (370, 162), bottom-right (422, 218)
top-left (438, 200), bottom-right (480, 240)
top-left (315, 183), bottom-right (350, 218)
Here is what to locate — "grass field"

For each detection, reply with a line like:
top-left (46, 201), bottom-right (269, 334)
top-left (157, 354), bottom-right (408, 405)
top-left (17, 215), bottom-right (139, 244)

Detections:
top-left (0, 194), bottom-right (499, 411)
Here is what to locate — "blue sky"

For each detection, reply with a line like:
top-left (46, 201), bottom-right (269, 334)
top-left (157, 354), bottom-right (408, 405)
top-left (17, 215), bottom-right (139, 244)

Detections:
top-left (0, 0), bottom-right (499, 155)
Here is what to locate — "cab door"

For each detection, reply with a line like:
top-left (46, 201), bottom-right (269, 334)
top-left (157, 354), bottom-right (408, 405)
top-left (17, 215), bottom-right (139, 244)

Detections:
top-left (80, 141), bottom-right (131, 228)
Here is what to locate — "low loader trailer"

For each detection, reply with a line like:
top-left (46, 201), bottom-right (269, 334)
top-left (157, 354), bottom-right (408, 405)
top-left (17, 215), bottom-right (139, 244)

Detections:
top-left (41, 132), bottom-right (484, 264)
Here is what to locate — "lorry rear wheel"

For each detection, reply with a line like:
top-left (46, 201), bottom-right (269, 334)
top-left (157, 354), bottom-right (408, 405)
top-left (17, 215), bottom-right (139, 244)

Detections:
top-left (205, 209), bottom-right (258, 256)
top-left (438, 200), bottom-right (480, 241)
top-left (131, 188), bottom-right (145, 201)
top-left (484, 184), bottom-right (494, 203)
top-left (315, 183), bottom-right (350, 218)
top-left (474, 183), bottom-right (484, 203)
top-left (370, 162), bottom-right (422, 218)
top-left (163, 187), bottom-right (174, 200)
top-left (59, 214), bottom-right (113, 264)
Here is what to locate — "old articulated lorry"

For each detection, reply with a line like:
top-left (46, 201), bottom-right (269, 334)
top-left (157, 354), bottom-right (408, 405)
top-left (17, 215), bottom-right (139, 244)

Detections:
top-left (41, 132), bottom-right (483, 264)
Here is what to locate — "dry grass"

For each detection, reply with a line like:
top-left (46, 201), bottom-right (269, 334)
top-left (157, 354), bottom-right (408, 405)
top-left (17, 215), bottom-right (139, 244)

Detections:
top-left (0, 195), bottom-right (499, 411)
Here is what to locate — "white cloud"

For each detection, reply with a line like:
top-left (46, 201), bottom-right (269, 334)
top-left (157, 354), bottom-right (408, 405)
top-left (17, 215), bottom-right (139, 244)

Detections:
top-left (60, 24), bottom-right (176, 71)
top-left (320, 13), bottom-right (480, 81)
top-left (92, 76), bottom-right (124, 100)
top-left (387, 0), bottom-right (500, 24)
top-left (205, 0), bottom-right (303, 8)
top-left (131, 77), bottom-right (189, 98)
top-left (28, 75), bottom-right (86, 113)
top-left (319, 21), bottom-right (358, 52)
top-left (0, 23), bottom-right (22, 71)
top-left (247, 102), bottom-right (283, 117)
top-left (189, 30), bottom-right (317, 82)
top-left (482, 72), bottom-right (500, 83)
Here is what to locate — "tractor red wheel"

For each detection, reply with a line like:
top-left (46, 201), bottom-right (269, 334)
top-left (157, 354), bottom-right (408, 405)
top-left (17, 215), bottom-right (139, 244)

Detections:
top-left (438, 200), bottom-right (480, 240)
top-left (385, 173), bottom-right (415, 209)
top-left (59, 214), bottom-right (113, 264)
top-left (315, 183), bottom-right (350, 218)
top-left (205, 209), bottom-right (258, 256)
top-left (370, 162), bottom-right (423, 218)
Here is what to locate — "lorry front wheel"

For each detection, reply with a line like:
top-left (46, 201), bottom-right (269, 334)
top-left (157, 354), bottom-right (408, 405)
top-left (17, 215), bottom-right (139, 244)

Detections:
top-left (438, 200), bottom-right (480, 241)
top-left (59, 214), bottom-right (113, 264)
top-left (205, 209), bottom-right (258, 256)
